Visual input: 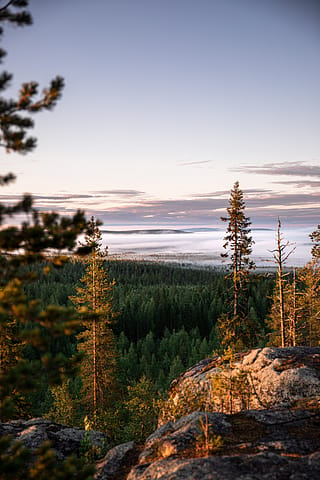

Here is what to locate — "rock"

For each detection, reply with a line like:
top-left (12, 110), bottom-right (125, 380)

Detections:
top-left (242, 347), bottom-right (320, 409)
top-left (165, 347), bottom-right (320, 420)
top-left (0, 418), bottom-right (109, 461)
top-left (95, 441), bottom-right (138, 480)
top-left (127, 452), bottom-right (320, 480)
top-left (17, 423), bottom-right (48, 451)
top-left (128, 408), bottom-right (320, 479)
top-left (126, 347), bottom-right (320, 479)
top-left (138, 411), bottom-right (231, 464)
top-left (139, 412), bottom-right (231, 463)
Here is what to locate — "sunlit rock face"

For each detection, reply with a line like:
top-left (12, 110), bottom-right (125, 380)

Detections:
top-left (122, 347), bottom-right (320, 480)
top-left (164, 347), bottom-right (320, 420)
top-left (242, 347), bottom-right (320, 408)
top-left (127, 409), bottom-right (320, 480)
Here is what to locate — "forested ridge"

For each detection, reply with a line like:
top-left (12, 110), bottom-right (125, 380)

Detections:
top-left (21, 230), bottom-right (320, 444)
top-left (23, 259), bottom-right (273, 401)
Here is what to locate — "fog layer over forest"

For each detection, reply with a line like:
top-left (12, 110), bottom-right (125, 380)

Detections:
top-left (100, 226), bottom-right (312, 267)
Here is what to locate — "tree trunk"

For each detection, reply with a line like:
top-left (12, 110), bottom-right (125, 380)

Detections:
top-left (277, 220), bottom-right (286, 347)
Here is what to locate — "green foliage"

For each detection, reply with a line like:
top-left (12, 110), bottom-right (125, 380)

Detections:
top-left (79, 431), bottom-right (108, 465)
top-left (220, 182), bottom-right (257, 349)
top-left (122, 375), bottom-right (157, 442)
top-left (118, 327), bottom-right (216, 393)
top-left (157, 378), bottom-right (210, 425)
top-left (310, 224), bottom-right (320, 261)
top-left (21, 259), bottom-right (272, 402)
top-left (158, 347), bottom-right (257, 425)
top-left (268, 260), bottom-right (320, 347)
top-left (210, 347), bottom-right (253, 414)
top-left (0, 2), bottom-right (94, 478)
top-left (0, 262), bottom-right (86, 422)
top-left (297, 261), bottom-right (320, 345)
top-left (23, 259), bottom-right (272, 345)
top-left (45, 379), bottom-right (80, 426)
top-left (0, 437), bottom-right (95, 480)
top-left (0, 1), bottom-right (62, 156)
top-left (69, 218), bottom-right (119, 431)
top-left (221, 181), bottom-right (255, 310)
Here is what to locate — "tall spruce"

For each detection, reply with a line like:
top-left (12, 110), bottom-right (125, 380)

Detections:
top-left (0, 2), bottom-right (94, 478)
top-left (70, 217), bottom-right (118, 430)
top-left (221, 181), bottom-right (255, 315)
top-left (219, 181), bottom-right (256, 349)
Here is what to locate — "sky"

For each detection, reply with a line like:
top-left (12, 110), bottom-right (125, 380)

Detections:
top-left (1, 0), bottom-right (320, 229)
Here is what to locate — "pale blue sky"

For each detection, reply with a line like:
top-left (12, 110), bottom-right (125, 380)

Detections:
top-left (2, 0), bottom-right (320, 227)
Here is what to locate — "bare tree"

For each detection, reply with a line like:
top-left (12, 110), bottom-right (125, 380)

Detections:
top-left (269, 218), bottom-right (295, 347)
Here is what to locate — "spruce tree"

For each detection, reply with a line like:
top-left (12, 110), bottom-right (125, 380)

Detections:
top-left (219, 181), bottom-right (256, 350)
top-left (70, 217), bottom-right (118, 431)
top-left (122, 375), bottom-right (157, 442)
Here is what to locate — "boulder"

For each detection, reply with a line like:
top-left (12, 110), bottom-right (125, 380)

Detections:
top-left (164, 347), bottom-right (320, 421)
top-left (127, 452), bottom-right (320, 480)
top-left (242, 347), bottom-right (320, 408)
top-left (128, 408), bottom-right (320, 479)
top-left (129, 347), bottom-right (320, 479)
top-left (138, 411), bottom-right (231, 464)
top-left (95, 441), bottom-right (138, 480)
top-left (0, 418), bottom-right (109, 461)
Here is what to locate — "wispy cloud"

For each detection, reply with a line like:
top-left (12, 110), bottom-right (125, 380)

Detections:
top-left (179, 160), bottom-right (213, 167)
top-left (89, 189), bottom-right (145, 196)
top-left (190, 190), bottom-right (230, 198)
top-left (192, 188), bottom-right (274, 199)
top-left (1, 187), bottom-right (319, 227)
top-left (233, 161), bottom-right (320, 177)
top-left (273, 180), bottom-right (320, 188)
top-left (89, 191), bottom-right (320, 227)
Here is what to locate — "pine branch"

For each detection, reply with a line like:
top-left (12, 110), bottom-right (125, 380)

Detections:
top-left (0, 1), bottom-right (14, 13)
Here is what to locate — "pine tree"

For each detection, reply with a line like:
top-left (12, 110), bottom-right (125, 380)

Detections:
top-left (70, 217), bottom-right (118, 430)
top-left (218, 181), bottom-right (256, 350)
top-left (0, 3), bottom-right (94, 478)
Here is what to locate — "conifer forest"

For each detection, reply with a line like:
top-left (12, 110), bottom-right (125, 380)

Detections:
top-left (0, 2), bottom-right (319, 479)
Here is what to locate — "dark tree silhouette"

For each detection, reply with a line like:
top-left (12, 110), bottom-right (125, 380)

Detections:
top-left (221, 181), bottom-right (255, 317)
top-left (0, 2), bottom-right (94, 478)
top-left (218, 181), bottom-right (257, 350)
